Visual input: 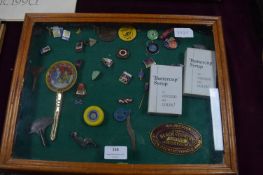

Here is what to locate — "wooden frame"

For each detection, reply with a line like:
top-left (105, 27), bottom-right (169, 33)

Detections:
top-left (0, 13), bottom-right (237, 175)
top-left (0, 22), bottom-right (6, 54)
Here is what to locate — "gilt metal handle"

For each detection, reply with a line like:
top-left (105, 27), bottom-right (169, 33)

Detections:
top-left (50, 92), bottom-right (63, 141)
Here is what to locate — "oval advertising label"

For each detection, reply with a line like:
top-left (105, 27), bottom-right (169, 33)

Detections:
top-left (150, 123), bottom-right (202, 155)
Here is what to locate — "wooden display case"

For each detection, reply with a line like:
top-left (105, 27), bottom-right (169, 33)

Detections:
top-left (0, 13), bottom-right (237, 175)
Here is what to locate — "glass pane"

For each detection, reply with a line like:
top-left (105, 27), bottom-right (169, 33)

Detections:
top-left (13, 22), bottom-right (223, 164)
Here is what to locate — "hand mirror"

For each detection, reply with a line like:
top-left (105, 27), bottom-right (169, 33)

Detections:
top-left (46, 60), bottom-right (77, 141)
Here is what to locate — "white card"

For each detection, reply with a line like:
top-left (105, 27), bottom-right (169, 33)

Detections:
top-left (183, 48), bottom-right (216, 97)
top-left (104, 146), bottom-right (127, 160)
top-left (174, 28), bottom-right (194, 38)
top-left (0, 0), bottom-right (77, 21)
top-left (148, 65), bottom-right (182, 115)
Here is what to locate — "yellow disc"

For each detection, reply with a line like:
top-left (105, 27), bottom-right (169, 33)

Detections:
top-left (83, 106), bottom-right (104, 126)
top-left (118, 26), bottom-right (137, 41)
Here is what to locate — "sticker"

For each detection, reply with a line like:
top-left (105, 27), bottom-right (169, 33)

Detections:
top-left (104, 146), bottom-right (127, 160)
top-left (174, 28), bottom-right (194, 38)
top-left (62, 29), bottom-right (71, 41)
top-left (51, 26), bottom-right (63, 38)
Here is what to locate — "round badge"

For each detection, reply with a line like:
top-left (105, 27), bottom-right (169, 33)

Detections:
top-left (46, 61), bottom-right (77, 93)
top-left (83, 106), bottom-right (104, 126)
top-left (146, 42), bottom-right (159, 54)
top-left (147, 30), bottom-right (159, 40)
top-left (114, 108), bottom-right (131, 122)
top-left (116, 48), bottom-right (129, 59)
top-left (118, 26), bottom-right (137, 41)
top-left (164, 37), bottom-right (178, 49)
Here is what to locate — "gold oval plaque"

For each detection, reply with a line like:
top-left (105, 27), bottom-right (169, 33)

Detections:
top-left (150, 123), bottom-right (202, 155)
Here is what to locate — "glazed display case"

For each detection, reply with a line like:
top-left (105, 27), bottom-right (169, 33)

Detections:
top-left (0, 13), bottom-right (237, 175)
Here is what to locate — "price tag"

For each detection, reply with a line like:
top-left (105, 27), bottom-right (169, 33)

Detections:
top-left (174, 28), bottom-right (194, 38)
top-left (104, 146), bottom-right (127, 160)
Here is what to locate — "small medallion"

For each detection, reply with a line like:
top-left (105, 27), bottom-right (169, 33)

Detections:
top-left (75, 41), bottom-right (84, 52)
top-left (76, 28), bottom-right (81, 34)
top-left (51, 26), bottom-right (63, 38)
top-left (116, 48), bottom-right (129, 59)
top-left (62, 29), bottom-right (71, 41)
top-left (102, 57), bottom-right (113, 68)
top-left (40, 45), bottom-right (51, 55)
top-left (159, 28), bottom-right (173, 40)
top-left (138, 69), bottom-right (144, 80)
top-left (114, 108), bottom-right (131, 122)
top-left (143, 58), bottom-right (156, 68)
top-left (91, 70), bottom-right (101, 80)
top-left (164, 37), bottom-right (178, 49)
top-left (147, 29), bottom-right (159, 40)
top-left (96, 26), bottom-right (117, 42)
top-left (75, 59), bottom-right (84, 69)
top-left (150, 123), bottom-right (202, 155)
top-left (119, 71), bottom-right (132, 84)
top-left (118, 26), bottom-right (137, 41)
top-left (76, 83), bottom-right (87, 96)
top-left (118, 98), bottom-right (133, 104)
top-left (88, 38), bottom-right (97, 47)
top-left (146, 42), bottom-right (159, 54)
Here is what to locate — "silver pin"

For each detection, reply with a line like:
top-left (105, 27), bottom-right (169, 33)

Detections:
top-left (71, 131), bottom-right (97, 148)
top-left (29, 117), bottom-right (53, 147)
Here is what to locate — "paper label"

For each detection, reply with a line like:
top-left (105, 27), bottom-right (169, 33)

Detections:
top-left (174, 28), bottom-right (194, 38)
top-left (104, 146), bottom-right (127, 160)
top-left (0, 0), bottom-right (77, 21)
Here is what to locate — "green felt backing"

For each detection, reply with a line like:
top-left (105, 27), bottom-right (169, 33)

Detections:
top-left (13, 23), bottom-right (223, 164)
